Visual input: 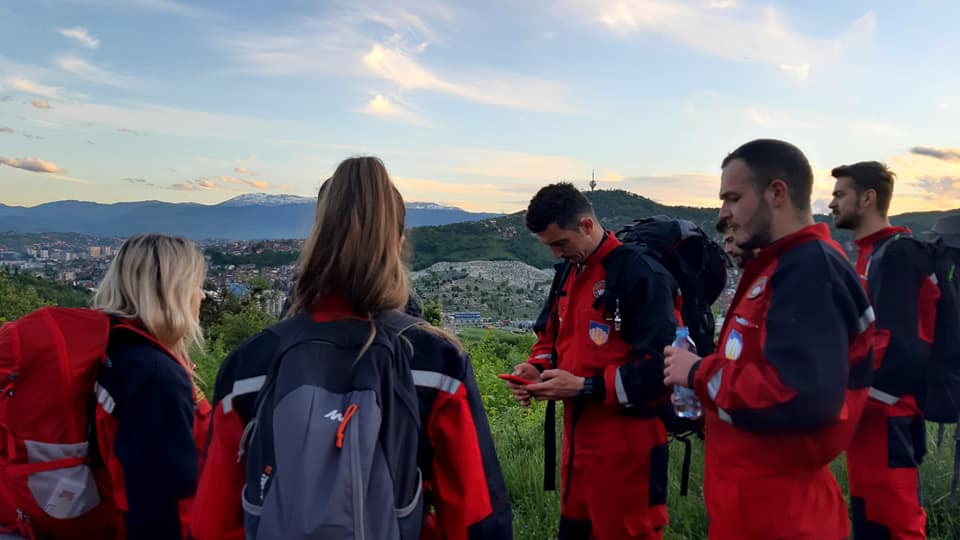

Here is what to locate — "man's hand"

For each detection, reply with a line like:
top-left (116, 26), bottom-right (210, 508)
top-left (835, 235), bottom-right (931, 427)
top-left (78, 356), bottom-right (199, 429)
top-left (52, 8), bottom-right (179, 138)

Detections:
top-left (526, 369), bottom-right (584, 401)
top-left (506, 363), bottom-right (542, 407)
top-left (663, 346), bottom-right (701, 388)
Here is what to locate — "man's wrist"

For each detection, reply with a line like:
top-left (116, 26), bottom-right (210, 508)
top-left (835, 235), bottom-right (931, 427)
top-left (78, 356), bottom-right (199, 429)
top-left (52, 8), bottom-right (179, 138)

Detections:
top-left (580, 375), bottom-right (606, 401)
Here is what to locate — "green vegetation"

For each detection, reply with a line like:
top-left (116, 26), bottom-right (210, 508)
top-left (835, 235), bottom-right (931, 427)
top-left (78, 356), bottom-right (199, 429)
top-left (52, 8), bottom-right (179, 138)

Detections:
top-left (0, 269), bottom-right (90, 322)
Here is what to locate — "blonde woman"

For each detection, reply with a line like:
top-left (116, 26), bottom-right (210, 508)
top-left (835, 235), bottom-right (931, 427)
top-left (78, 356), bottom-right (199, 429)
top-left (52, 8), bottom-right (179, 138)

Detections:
top-left (192, 157), bottom-right (511, 540)
top-left (93, 233), bottom-right (211, 540)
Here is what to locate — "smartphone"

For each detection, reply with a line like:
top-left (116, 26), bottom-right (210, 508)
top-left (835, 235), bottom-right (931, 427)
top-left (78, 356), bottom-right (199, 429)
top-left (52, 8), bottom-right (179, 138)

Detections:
top-left (498, 373), bottom-right (533, 385)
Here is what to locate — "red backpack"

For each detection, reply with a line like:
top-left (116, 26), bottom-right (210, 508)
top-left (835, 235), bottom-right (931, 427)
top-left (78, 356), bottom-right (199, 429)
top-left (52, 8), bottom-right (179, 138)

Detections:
top-left (0, 307), bottom-right (210, 539)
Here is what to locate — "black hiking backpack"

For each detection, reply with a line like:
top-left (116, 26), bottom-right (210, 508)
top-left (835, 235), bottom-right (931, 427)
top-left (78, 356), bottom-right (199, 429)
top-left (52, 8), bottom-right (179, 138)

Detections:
top-left (869, 224), bottom-right (960, 503)
top-left (240, 311), bottom-right (427, 540)
top-left (614, 215), bottom-right (728, 357)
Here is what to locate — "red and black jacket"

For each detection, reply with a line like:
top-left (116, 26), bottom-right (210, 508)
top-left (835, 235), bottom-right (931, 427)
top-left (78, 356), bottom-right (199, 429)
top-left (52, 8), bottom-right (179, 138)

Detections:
top-left (191, 300), bottom-right (511, 540)
top-left (529, 232), bottom-right (682, 410)
top-left (690, 224), bottom-right (874, 474)
top-left (95, 320), bottom-right (211, 540)
top-left (855, 226), bottom-right (940, 404)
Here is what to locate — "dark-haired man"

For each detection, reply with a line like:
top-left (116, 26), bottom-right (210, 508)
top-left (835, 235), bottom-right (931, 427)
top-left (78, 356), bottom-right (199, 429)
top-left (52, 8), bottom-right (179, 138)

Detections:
top-left (664, 139), bottom-right (875, 539)
top-left (830, 161), bottom-right (936, 539)
top-left (715, 217), bottom-right (757, 269)
top-left (506, 182), bottom-right (680, 539)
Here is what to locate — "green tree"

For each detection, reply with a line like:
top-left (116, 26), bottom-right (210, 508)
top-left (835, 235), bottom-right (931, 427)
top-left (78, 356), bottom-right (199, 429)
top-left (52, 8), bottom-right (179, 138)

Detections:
top-left (0, 271), bottom-right (52, 322)
top-left (423, 301), bottom-right (443, 327)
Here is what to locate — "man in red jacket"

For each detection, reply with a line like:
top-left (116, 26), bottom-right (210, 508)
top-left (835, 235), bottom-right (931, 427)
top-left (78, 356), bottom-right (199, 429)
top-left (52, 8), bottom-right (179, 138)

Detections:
top-left (664, 139), bottom-right (875, 540)
top-left (830, 161), bottom-right (937, 539)
top-left (506, 183), bottom-right (681, 539)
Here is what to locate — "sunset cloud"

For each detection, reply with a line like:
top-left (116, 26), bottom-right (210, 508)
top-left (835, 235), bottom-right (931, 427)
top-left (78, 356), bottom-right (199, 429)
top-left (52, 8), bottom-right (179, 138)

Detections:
top-left (0, 156), bottom-right (65, 173)
top-left (31, 99), bottom-right (52, 109)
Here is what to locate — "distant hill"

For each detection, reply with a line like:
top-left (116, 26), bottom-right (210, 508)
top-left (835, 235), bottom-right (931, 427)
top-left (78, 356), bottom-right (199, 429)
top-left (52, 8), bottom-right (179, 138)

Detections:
top-left (0, 194), bottom-right (501, 240)
top-left (407, 190), bottom-right (719, 270)
top-left (408, 189), bottom-right (960, 270)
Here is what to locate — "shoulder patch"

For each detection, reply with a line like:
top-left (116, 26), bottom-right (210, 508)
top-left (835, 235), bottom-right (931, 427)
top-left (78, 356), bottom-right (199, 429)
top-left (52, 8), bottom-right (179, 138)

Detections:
top-left (747, 276), bottom-right (768, 299)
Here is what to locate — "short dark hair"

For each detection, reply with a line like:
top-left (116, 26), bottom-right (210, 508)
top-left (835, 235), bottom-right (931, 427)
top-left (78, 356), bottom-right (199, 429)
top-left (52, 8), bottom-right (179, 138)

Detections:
top-left (721, 139), bottom-right (813, 211)
top-left (830, 161), bottom-right (895, 216)
top-left (525, 182), bottom-right (594, 233)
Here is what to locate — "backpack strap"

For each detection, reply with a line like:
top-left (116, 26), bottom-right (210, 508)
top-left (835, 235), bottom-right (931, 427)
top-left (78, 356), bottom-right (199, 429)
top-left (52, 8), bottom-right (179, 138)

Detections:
top-left (542, 262), bottom-right (572, 492)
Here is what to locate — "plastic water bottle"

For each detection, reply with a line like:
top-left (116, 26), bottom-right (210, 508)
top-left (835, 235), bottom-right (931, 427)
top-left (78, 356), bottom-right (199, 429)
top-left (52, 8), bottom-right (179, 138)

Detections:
top-left (672, 327), bottom-right (702, 419)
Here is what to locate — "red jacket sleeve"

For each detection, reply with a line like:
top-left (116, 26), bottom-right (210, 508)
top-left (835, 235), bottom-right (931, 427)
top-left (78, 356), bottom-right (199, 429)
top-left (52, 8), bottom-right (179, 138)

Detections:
top-left (424, 355), bottom-right (512, 539)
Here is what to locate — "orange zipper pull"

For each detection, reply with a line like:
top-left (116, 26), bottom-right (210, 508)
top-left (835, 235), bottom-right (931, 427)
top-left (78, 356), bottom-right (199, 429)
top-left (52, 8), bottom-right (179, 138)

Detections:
top-left (336, 403), bottom-right (359, 449)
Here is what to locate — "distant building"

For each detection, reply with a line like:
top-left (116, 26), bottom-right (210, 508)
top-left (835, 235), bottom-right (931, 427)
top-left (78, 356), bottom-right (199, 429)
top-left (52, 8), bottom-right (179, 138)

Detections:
top-left (445, 312), bottom-right (484, 327)
top-left (89, 246), bottom-right (102, 258)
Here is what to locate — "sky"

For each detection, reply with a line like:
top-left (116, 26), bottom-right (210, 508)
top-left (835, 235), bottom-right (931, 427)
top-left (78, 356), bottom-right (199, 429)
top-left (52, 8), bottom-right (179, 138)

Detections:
top-left (1, 0), bottom-right (959, 215)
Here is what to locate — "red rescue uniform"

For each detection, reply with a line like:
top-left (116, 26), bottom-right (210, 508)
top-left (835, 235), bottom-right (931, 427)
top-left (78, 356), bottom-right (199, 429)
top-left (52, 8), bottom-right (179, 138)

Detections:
top-left (690, 224), bottom-right (874, 540)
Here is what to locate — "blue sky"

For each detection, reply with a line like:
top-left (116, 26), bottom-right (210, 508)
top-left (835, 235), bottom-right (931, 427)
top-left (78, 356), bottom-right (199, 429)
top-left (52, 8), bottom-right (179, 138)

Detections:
top-left (1, 0), bottom-right (959, 214)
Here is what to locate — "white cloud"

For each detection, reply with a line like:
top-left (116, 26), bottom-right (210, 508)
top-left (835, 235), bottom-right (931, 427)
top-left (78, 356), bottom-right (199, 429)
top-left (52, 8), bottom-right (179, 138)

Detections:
top-left (6, 77), bottom-right (61, 98)
top-left (31, 99), bottom-right (52, 109)
top-left (362, 44), bottom-right (574, 113)
top-left (220, 3), bottom-right (574, 113)
top-left (572, 0), bottom-right (876, 81)
top-left (55, 56), bottom-right (140, 89)
top-left (361, 93), bottom-right (432, 126)
top-left (0, 156), bottom-right (65, 174)
top-left (58, 27), bottom-right (100, 49)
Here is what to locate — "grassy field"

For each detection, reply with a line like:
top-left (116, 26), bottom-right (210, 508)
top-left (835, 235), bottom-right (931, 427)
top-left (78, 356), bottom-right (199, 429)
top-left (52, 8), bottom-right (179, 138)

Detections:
top-left (462, 328), bottom-right (960, 540)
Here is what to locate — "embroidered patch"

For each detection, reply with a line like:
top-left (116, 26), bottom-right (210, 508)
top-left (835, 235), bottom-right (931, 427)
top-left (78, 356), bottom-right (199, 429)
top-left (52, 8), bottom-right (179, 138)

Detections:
top-left (747, 276), bottom-right (768, 299)
top-left (589, 320), bottom-right (610, 345)
top-left (725, 329), bottom-right (743, 361)
top-left (593, 280), bottom-right (606, 299)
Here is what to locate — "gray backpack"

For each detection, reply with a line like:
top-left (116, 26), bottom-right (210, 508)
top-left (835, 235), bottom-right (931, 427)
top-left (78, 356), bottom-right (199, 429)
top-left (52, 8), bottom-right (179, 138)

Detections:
top-left (240, 312), bottom-right (426, 540)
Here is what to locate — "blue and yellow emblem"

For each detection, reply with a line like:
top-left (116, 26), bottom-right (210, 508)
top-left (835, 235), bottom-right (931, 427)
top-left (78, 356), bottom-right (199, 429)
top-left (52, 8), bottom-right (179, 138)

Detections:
top-left (589, 320), bottom-right (610, 345)
top-left (725, 329), bottom-right (743, 360)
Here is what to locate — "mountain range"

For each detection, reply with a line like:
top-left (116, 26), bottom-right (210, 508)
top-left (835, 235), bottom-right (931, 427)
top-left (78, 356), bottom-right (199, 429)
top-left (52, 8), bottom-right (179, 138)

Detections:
top-left (0, 194), bottom-right (501, 240)
top-left (3, 190), bottom-right (957, 270)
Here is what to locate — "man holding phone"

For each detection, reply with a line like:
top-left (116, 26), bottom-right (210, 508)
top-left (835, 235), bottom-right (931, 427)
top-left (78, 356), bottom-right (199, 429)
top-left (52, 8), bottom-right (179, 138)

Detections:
top-left (505, 183), bottom-right (681, 540)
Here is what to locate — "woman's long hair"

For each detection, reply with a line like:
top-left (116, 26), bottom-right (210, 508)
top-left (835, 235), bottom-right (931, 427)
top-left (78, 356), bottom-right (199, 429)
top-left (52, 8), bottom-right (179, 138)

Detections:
top-left (93, 233), bottom-right (206, 362)
top-left (288, 156), bottom-right (409, 317)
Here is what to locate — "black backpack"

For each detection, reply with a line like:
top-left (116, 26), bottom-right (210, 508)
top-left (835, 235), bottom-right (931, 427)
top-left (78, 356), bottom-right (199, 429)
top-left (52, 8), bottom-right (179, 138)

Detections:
top-left (240, 312), bottom-right (427, 540)
top-left (614, 216), bottom-right (727, 356)
top-left (870, 233), bottom-right (960, 502)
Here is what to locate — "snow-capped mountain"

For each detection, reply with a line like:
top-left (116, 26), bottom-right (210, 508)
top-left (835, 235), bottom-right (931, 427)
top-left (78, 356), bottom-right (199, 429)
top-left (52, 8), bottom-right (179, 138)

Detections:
top-left (218, 194), bottom-right (314, 207)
